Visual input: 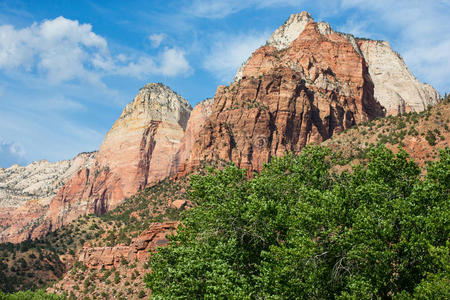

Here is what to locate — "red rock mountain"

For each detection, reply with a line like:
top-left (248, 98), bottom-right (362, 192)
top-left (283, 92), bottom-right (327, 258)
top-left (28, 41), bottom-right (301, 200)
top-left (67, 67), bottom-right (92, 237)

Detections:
top-left (46, 83), bottom-right (191, 230)
top-left (0, 12), bottom-right (441, 243)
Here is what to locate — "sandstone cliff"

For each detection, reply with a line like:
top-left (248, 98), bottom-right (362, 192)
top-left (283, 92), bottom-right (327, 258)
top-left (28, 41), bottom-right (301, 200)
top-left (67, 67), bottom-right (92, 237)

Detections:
top-left (357, 40), bottom-right (440, 115)
top-left (171, 98), bottom-right (215, 175)
top-left (0, 152), bottom-right (96, 243)
top-left (181, 19), bottom-right (385, 175)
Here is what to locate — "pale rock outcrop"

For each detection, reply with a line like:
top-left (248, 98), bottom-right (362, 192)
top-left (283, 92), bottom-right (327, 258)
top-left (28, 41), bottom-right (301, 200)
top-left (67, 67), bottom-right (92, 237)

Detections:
top-left (357, 40), bottom-right (440, 115)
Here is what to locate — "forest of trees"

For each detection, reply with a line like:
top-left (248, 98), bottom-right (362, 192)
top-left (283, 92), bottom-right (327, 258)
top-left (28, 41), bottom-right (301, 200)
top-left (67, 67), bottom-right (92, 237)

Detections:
top-left (146, 145), bottom-right (449, 299)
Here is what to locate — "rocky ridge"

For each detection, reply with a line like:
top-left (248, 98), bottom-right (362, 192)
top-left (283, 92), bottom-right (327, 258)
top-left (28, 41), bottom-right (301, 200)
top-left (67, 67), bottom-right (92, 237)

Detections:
top-left (0, 83), bottom-right (191, 243)
top-left (0, 152), bottom-right (96, 243)
top-left (0, 152), bottom-right (96, 208)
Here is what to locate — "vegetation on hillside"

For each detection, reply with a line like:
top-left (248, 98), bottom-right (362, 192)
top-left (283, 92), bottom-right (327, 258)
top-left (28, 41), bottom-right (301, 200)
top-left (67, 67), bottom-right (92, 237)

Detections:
top-left (0, 176), bottom-right (189, 294)
top-left (146, 145), bottom-right (449, 298)
top-left (324, 96), bottom-right (449, 164)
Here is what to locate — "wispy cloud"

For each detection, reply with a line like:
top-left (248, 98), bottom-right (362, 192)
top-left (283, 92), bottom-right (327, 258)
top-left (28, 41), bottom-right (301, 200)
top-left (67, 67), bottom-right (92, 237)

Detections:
top-left (149, 33), bottom-right (166, 48)
top-left (184, 0), bottom-right (302, 18)
top-left (203, 31), bottom-right (270, 81)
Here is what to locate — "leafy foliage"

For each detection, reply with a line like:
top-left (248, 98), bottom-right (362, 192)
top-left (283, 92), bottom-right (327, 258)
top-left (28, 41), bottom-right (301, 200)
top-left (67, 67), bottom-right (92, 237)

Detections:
top-left (146, 145), bottom-right (449, 299)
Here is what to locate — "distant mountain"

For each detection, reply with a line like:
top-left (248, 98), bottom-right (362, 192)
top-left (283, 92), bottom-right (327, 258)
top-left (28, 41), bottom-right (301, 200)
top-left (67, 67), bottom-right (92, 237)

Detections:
top-left (0, 152), bottom-right (95, 243)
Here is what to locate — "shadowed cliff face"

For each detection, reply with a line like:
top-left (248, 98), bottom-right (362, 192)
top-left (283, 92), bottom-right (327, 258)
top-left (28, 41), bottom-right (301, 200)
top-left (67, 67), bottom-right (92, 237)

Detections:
top-left (181, 21), bottom-right (385, 175)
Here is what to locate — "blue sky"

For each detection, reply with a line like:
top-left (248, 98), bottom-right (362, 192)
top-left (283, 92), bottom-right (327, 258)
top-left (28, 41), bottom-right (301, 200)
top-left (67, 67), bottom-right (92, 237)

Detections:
top-left (0, 0), bottom-right (449, 167)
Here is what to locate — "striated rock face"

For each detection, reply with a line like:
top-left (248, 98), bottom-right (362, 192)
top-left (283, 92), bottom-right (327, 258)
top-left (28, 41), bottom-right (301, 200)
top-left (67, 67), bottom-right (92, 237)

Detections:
top-left (236, 12), bottom-right (440, 115)
top-left (0, 152), bottom-right (96, 243)
top-left (357, 40), bottom-right (440, 115)
top-left (78, 222), bottom-right (178, 269)
top-left (46, 83), bottom-right (191, 231)
top-left (171, 98), bottom-right (215, 176)
top-left (181, 20), bottom-right (385, 175)
top-left (0, 152), bottom-right (96, 209)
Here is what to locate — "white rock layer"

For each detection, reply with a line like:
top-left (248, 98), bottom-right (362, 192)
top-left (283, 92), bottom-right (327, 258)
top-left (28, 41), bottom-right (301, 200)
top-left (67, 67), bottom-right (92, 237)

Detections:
top-left (358, 40), bottom-right (440, 115)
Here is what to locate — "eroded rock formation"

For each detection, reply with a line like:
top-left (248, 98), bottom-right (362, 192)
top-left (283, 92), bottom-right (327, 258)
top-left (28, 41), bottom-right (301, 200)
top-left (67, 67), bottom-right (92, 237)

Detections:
top-left (47, 83), bottom-right (191, 230)
top-left (1, 84), bottom-right (191, 243)
top-left (78, 222), bottom-right (178, 269)
top-left (236, 12), bottom-right (440, 115)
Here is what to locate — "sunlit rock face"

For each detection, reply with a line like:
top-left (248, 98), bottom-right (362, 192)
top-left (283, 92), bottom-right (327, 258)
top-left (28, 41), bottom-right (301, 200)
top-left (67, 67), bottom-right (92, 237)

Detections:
top-left (357, 40), bottom-right (440, 115)
top-left (236, 11), bottom-right (440, 116)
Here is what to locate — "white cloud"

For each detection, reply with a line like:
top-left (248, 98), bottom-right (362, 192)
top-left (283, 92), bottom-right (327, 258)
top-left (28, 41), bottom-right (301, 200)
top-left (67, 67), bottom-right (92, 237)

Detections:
top-left (0, 17), bottom-right (192, 84)
top-left (159, 48), bottom-right (192, 76)
top-left (185, 0), bottom-right (302, 18)
top-left (149, 33), bottom-right (166, 48)
top-left (203, 31), bottom-right (270, 81)
top-left (117, 48), bottom-right (192, 78)
top-left (0, 139), bottom-right (27, 167)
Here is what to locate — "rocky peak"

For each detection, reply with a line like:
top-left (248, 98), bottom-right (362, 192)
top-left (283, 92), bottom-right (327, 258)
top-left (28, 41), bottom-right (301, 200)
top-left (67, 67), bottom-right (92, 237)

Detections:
top-left (1, 83), bottom-right (192, 243)
top-left (267, 11), bottom-right (314, 50)
top-left (236, 11), bottom-right (440, 115)
top-left (119, 83), bottom-right (191, 130)
top-left (181, 20), bottom-right (385, 176)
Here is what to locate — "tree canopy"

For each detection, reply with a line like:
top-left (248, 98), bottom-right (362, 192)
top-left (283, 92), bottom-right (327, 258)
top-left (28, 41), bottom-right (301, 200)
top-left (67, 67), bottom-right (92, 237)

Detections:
top-left (146, 145), bottom-right (449, 299)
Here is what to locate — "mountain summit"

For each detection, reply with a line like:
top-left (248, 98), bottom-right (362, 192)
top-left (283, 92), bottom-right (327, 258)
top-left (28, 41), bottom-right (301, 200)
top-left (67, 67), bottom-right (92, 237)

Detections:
top-left (236, 12), bottom-right (440, 115)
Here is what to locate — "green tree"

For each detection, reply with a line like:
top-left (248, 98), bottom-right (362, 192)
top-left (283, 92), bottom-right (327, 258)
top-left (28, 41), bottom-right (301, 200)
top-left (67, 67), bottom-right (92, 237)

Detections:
top-left (145, 145), bottom-right (449, 299)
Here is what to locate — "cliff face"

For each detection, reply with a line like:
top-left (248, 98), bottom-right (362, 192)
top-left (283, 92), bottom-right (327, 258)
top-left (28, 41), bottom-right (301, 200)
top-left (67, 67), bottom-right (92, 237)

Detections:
top-left (0, 152), bottom-right (96, 243)
top-left (47, 83), bottom-right (191, 230)
top-left (171, 98), bottom-right (215, 175)
top-left (1, 84), bottom-right (191, 243)
top-left (181, 20), bottom-right (384, 175)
